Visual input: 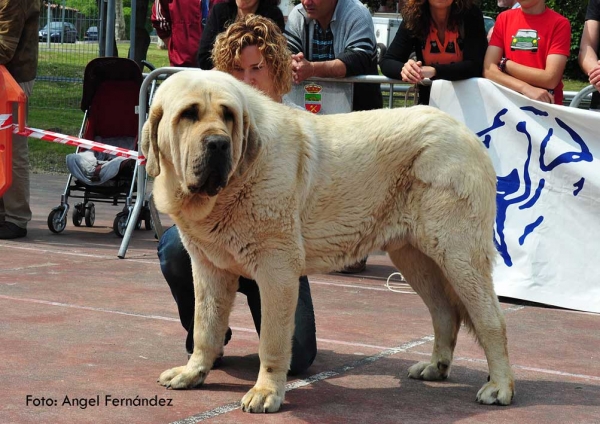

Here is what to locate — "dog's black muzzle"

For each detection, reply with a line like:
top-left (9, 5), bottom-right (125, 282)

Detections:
top-left (188, 135), bottom-right (232, 197)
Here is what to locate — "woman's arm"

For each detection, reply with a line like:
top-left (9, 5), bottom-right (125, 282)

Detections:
top-left (379, 21), bottom-right (417, 80)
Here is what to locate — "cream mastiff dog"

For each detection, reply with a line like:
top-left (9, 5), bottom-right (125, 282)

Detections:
top-left (142, 70), bottom-right (514, 412)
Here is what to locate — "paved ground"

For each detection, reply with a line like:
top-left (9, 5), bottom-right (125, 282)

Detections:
top-left (1, 173), bottom-right (599, 424)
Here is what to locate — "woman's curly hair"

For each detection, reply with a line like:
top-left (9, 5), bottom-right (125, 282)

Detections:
top-left (401, 0), bottom-right (476, 39)
top-left (212, 14), bottom-right (292, 98)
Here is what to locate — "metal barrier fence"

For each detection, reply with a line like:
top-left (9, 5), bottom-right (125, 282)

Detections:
top-left (31, 1), bottom-right (101, 112)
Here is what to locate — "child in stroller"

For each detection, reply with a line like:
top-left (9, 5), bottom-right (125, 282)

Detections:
top-left (47, 57), bottom-right (153, 237)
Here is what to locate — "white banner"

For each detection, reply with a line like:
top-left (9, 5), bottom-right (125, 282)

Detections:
top-left (430, 78), bottom-right (600, 313)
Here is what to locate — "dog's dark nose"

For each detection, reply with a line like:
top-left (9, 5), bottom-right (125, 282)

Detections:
top-left (205, 135), bottom-right (230, 153)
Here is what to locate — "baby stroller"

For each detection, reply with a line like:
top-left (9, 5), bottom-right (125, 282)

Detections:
top-left (47, 57), bottom-right (153, 237)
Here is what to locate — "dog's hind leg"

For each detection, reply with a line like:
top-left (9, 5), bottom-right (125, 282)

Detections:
top-left (418, 210), bottom-right (515, 405)
top-left (435, 243), bottom-right (514, 405)
top-left (388, 246), bottom-right (461, 381)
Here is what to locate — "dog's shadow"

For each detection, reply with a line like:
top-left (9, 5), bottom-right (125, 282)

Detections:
top-left (202, 349), bottom-right (600, 421)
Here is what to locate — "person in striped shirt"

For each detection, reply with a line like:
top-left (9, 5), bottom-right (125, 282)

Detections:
top-left (284, 0), bottom-right (383, 273)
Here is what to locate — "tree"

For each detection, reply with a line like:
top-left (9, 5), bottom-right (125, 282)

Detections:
top-left (115, 0), bottom-right (127, 40)
top-left (65, 0), bottom-right (98, 16)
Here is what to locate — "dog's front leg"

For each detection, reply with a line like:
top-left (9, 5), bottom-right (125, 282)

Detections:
top-left (241, 268), bottom-right (299, 413)
top-left (159, 258), bottom-right (238, 389)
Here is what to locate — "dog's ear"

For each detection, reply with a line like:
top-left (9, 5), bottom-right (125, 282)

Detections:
top-left (236, 110), bottom-right (261, 176)
top-left (141, 103), bottom-right (163, 177)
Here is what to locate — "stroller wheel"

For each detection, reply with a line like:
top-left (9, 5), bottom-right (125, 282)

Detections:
top-left (113, 212), bottom-right (128, 238)
top-left (142, 204), bottom-right (154, 231)
top-left (72, 203), bottom-right (84, 227)
top-left (85, 203), bottom-right (96, 227)
top-left (145, 215), bottom-right (154, 231)
top-left (48, 207), bottom-right (67, 234)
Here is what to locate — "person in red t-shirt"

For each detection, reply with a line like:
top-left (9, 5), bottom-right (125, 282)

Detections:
top-left (483, 0), bottom-right (570, 105)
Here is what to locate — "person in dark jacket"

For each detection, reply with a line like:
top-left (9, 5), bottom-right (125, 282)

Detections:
top-left (198, 0), bottom-right (284, 69)
top-left (380, 0), bottom-right (488, 105)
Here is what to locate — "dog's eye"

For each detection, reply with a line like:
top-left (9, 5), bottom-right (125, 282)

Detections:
top-left (180, 105), bottom-right (198, 121)
top-left (222, 107), bottom-right (234, 122)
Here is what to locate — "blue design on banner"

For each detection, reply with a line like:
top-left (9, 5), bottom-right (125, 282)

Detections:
top-left (520, 179), bottom-right (545, 210)
top-left (540, 118), bottom-right (593, 171)
top-left (477, 108), bottom-right (507, 148)
top-left (477, 108), bottom-right (594, 266)
top-left (519, 216), bottom-right (544, 246)
top-left (573, 178), bottom-right (585, 196)
top-left (520, 106), bottom-right (548, 116)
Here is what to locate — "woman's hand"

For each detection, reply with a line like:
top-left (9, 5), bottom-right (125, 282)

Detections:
top-left (420, 66), bottom-right (436, 80)
top-left (401, 59), bottom-right (423, 84)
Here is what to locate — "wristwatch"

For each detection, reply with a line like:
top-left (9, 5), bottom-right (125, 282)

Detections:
top-left (498, 57), bottom-right (509, 73)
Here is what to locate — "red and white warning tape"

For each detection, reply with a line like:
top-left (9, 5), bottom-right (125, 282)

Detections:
top-left (0, 113), bottom-right (12, 130)
top-left (0, 113), bottom-right (145, 165)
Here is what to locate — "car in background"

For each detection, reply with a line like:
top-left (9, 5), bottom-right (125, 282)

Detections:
top-left (39, 22), bottom-right (78, 43)
top-left (372, 14), bottom-right (403, 64)
top-left (85, 26), bottom-right (98, 41)
top-left (484, 16), bottom-right (496, 35)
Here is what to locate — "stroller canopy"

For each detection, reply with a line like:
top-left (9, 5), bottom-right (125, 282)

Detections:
top-left (80, 57), bottom-right (143, 112)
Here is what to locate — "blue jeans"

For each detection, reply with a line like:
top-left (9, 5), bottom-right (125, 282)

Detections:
top-left (157, 225), bottom-right (317, 375)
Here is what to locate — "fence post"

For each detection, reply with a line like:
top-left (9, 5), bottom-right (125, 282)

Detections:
top-left (0, 66), bottom-right (27, 197)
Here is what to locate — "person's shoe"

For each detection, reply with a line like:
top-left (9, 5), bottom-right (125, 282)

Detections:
top-left (0, 222), bottom-right (27, 239)
top-left (339, 257), bottom-right (367, 274)
top-left (224, 327), bottom-right (232, 346)
top-left (211, 353), bottom-right (224, 369)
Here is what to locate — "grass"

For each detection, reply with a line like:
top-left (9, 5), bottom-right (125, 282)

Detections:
top-left (26, 41), bottom-right (591, 174)
top-left (563, 78), bottom-right (589, 92)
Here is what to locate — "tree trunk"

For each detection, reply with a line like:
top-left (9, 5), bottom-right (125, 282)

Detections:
top-left (115, 0), bottom-right (127, 41)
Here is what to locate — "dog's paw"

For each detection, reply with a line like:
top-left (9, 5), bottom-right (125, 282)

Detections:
top-left (240, 385), bottom-right (284, 413)
top-left (158, 365), bottom-right (207, 389)
top-left (476, 380), bottom-right (514, 405)
top-left (407, 361), bottom-right (449, 380)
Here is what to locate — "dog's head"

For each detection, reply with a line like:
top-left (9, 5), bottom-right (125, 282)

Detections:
top-left (141, 70), bottom-right (260, 197)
